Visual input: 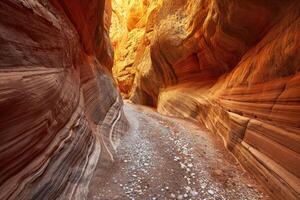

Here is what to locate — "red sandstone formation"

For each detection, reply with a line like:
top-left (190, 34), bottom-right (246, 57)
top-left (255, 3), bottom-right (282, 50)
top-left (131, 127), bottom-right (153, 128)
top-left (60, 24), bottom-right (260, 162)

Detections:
top-left (1, 0), bottom-right (299, 199)
top-left (112, 0), bottom-right (300, 199)
top-left (0, 0), bottom-right (127, 199)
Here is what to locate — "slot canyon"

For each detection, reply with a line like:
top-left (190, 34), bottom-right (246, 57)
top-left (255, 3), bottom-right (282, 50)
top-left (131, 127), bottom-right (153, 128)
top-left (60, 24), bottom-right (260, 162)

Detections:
top-left (0, 0), bottom-right (299, 199)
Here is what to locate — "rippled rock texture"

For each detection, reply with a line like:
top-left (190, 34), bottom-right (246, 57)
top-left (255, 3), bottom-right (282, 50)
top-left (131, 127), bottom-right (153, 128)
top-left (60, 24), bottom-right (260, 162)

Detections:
top-left (0, 0), bottom-right (128, 199)
top-left (113, 0), bottom-right (300, 199)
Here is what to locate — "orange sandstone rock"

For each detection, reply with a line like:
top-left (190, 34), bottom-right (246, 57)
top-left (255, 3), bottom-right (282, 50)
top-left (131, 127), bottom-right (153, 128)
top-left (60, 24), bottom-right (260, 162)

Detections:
top-left (110, 0), bottom-right (162, 97)
top-left (126, 0), bottom-right (300, 199)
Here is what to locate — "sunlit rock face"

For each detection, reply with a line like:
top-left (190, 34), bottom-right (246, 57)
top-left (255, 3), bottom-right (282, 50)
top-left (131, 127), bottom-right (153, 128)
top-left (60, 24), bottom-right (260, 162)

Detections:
top-left (0, 0), bottom-right (128, 199)
top-left (110, 0), bottom-right (162, 97)
top-left (125, 0), bottom-right (300, 199)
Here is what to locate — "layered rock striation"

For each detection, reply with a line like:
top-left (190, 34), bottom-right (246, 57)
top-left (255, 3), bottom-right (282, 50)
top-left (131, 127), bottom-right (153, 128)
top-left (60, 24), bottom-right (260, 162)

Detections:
top-left (112, 0), bottom-right (300, 199)
top-left (1, 0), bottom-right (299, 199)
top-left (0, 0), bottom-right (128, 199)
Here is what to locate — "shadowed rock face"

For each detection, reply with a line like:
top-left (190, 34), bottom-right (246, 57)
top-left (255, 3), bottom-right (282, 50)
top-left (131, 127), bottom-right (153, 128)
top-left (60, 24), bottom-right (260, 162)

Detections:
top-left (112, 0), bottom-right (300, 199)
top-left (0, 0), bottom-right (128, 199)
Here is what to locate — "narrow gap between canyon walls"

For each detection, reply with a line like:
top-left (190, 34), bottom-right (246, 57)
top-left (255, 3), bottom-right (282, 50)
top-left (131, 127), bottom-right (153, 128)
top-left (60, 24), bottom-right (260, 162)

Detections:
top-left (0, 0), bottom-right (299, 200)
top-left (108, 0), bottom-right (300, 200)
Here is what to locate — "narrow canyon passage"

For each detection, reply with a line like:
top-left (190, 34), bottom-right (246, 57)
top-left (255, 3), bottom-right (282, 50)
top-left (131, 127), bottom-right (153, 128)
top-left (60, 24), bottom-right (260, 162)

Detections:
top-left (88, 103), bottom-right (267, 200)
top-left (0, 0), bottom-right (299, 199)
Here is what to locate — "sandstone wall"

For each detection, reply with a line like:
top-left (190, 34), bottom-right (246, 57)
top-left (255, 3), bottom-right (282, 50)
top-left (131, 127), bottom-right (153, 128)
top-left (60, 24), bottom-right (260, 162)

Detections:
top-left (110, 0), bottom-right (162, 97)
top-left (0, 0), bottom-right (127, 199)
top-left (126, 0), bottom-right (300, 199)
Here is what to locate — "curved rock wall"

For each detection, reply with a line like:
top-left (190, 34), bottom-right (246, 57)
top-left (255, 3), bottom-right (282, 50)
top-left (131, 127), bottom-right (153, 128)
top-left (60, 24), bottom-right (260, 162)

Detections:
top-left (110, 0), bottom-right (162, 97)
top-left (121, 0), bottom-right (300, 199)
top-left (0, 0), bottom-right (127, 199)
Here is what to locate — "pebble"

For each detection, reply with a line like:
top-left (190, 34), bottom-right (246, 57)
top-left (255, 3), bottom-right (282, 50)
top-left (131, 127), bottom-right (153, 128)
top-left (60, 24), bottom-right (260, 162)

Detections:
top-left (170, 193), bottom-right (176, 198)
top-left (208, 190), bottom-right (215, 195)
top-left (190, 190), bottom-right (198, 196)
top-left (174, 156), bottom-right (180, 161)
top-left (180, 162), bottom-right (186, 169)
top-left (185, 186), bottom-right (191, 191)
top-left (187, 163), bottom-right (193, 168)
top-left (177, 194), bottom-right (183, 200)
top-left (182, 149), bottom-right (188, 155)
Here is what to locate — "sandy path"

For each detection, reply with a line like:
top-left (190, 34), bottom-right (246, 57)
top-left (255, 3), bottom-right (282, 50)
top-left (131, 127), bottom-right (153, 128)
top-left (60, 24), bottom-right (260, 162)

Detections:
top-left (88, 103), bottom-right (268, 200)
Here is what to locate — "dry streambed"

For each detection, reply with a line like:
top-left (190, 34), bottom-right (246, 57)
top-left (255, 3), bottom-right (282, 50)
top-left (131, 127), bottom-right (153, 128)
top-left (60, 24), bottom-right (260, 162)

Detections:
top-left (90, 103), bottom-right (268, 200)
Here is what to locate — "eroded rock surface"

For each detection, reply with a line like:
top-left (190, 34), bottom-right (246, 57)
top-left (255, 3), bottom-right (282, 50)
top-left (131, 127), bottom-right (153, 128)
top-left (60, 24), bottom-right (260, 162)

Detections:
top-left (110, 0), bottom-right (162, 97)
top-left (112, 0), bottom-right (300, 199)
top-left (0, 0), bottom-right (128, 199)
top-left (1, 0), bottom-right (299, 199)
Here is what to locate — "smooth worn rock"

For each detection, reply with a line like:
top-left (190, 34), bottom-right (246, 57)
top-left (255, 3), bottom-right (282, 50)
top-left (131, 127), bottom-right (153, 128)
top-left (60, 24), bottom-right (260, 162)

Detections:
top-left (111, 0), bottom-right (300, 199)
top-left (0, 0), bottom-right (128, 199)
top-left (1, 0), bottom-right (299, 199)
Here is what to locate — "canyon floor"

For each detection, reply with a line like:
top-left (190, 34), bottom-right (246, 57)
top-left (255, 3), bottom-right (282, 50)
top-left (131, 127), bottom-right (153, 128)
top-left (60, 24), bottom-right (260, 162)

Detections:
top-left (88, 102), bottom-right (269, 200)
